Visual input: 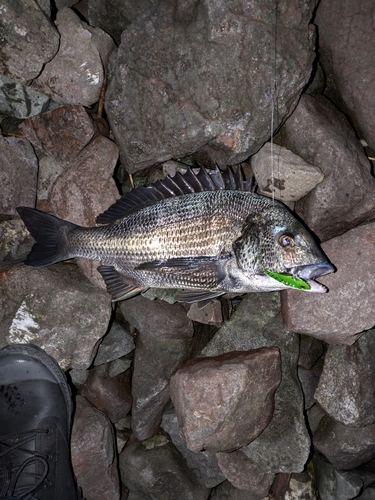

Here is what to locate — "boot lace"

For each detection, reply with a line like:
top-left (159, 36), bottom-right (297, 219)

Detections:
top-left (0, 428), bottom-right (49, 500)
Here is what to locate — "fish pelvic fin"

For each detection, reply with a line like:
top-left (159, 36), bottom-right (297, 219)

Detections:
top-left (98, 265), bottom-right (145, 301)
top-left (17, 207), bottom-right (78, 267)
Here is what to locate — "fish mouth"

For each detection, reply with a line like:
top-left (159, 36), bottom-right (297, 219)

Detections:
top-left (265, 262), bottom-right (335, 293)
top-left (291, 262), bottom-right (335, 293)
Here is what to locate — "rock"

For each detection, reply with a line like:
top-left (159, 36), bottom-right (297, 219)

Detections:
top-left (161, 409), bottom-right (226, 488)
top-left (356, 486), bottom-right (375, 500)
top-left (108, 358), bottom-right (132, 377)
top-left (20, 105), bottom-right (97, 166)
top-left (251, 143), bottom-right (323, 201)
top-left (0, 75), bottom-right (50, 119)
top-left (210, 480), bottom-right (265, 500)
top-left (314, 329), bottom-right (375, 426)
top-left (120, 296), bottom-right (194, 440)
top-left (33, 7), bottom-right (116, 106)
top-left (170, 347), bottom-right (281, 453)
top-left (216, 450), bottom-right (275, 495)
top-left (315, 0), bottom-right (375, 151)
top-left (35, 156), bottom-right (64, 205)
top-left (93, 320), bottom-right (135, 366)
top-left (281, 470), bottom-right (317, 500)
top-left (200, 294), bottom-right (310, 474)
top-left (70, 368), bottom-right (89, 387)
top-left (79, 363), bottom-right (132, 423)
top-left (88, 0), bottom-right (159, 44)
top-left (105, 0), bottom-right (317, 172)
top-left (71, 396), bottom-right (120, 500)
top-left (298, 358), bottom-right (323, 410)
top-left (312, 453), bottom-right (375, 500)
top-left (282, 223), bottom-right (375, 344)
top-left (276, 94), bottom-right (375, 242)
top-left (119, 437), bottom-right (210, 500)
top-left (0, 133), bottom-right (38, 215)
top-left (0, 0), bottom-right (59, 84)
top-left (0, 263), bottom-right (112, 370)
top-left (306, 404), bottom-right (326, 434)
top-left (187, 300), bottom-right (224, 325)
top-left (313, 415), bottom-right (375, 470)
top-left (0, 219), bottom-right (34, 262)
top-left (298, 335), bottom-right (324, 370)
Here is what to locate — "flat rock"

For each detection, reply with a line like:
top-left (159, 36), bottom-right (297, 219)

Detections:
top-left (170, 347), bottom-right (281, 452)
top-left (79, 363), bottom-right (132, 423)
top-left (161, 409), bottom-right (226, 488)
top-left (93, 320), bottom-right (135, 366)
top-left (120, 296), bottom-right (194, 440)
top-left (187, 300), bottom-right (224, 326)
top-left (0, 263), bottom-right (112, 370)
top-left (33, 7), bottom-right (116, 106)
top-left (119, 437), bottom-right (210, 500)
top-left (216, 450), bottom-right (275, 495)
top-left (105, 0), bottom-right (317, 172)
top-left (313, 415), bottom-right (375, 470)
top-left (71, 395), bottom-right (120, 500)
top-left (201, 294), bottom-right (310, 474)
top-left (251, 143), bottom-right (323, 201)
top-left (0, 0), bottom-right (59, 84)
top-left (0, 133), bottom-right (38, 215)
top-left (282, 223), bottom-right (375, 344)
top-left (314, 329), bottom-right (375, 426)
top-left (276, 94), bottom-right (375, 241)
top-left (315, 0), bottom-right (375, 151)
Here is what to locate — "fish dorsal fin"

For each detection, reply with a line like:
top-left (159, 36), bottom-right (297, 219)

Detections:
top-left (96, 166), bottom-right (252, 225)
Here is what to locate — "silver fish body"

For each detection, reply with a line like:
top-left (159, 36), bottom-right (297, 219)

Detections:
top-left (17, 168), bottom-right (334, 303)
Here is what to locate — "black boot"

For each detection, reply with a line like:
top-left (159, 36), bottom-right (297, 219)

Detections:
top-left (0, 344), bottom-right (81, 500)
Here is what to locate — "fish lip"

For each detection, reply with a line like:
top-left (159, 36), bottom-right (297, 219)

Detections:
top-left (291, 262), bottom-right (335, 281)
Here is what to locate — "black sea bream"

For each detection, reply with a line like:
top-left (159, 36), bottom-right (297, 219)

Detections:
top-left (17, 167), bottom-right (334, 303)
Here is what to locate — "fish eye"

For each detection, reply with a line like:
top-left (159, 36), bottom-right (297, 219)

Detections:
top-left (279, 233), bottom-right (295, 248)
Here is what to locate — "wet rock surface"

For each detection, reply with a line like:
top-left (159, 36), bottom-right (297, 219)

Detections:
top-left (1, 0), bottom-right (375, 498)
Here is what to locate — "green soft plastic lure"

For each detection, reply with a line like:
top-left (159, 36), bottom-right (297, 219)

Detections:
top-left (265, 270), bottom-right (311, 290)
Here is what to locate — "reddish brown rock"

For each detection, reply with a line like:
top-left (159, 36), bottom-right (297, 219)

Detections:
top-left (315, 0), bottom-right (375, 152)
top-left (33, 7), bottom-right (115, 106)
top-left (0, 133), bottom-right (38, 215)
top-left (20, 106), bottom-right (97, 165)
top-left (216, 450), bottom-right (274, 494)
top-left (79, 363), bottom-right (132, 423)
top-left (282, 222), bottom-right (375, 344)
top-left (277, 94), bottom-right (375, 241)
top-left (170, 347), bottom-right (281, 453)
top-left (71, 396), bottom-right (120, 500)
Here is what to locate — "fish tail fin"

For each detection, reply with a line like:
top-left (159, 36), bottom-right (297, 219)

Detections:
top-left (17, 207), bottom-right (79, 267)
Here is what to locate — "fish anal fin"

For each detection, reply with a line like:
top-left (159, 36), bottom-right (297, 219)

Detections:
top-left (175, 289), bottom-right (225, 305)
top-left (98, 265), bottom-right (145, 301)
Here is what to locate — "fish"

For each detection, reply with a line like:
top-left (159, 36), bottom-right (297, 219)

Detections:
top-left (17, 166), bottom-right (334, 304)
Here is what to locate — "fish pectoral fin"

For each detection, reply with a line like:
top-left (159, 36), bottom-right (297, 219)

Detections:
top-left (174, 289), bottom-right (225, 305)
top-left (136, 255), bottom-right (229, 277)
top-left (98, 265), bottom-right (145, 302)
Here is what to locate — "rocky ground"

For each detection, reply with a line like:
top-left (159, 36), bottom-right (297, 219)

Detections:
top-left (1, 0), bottom-right (375, 499)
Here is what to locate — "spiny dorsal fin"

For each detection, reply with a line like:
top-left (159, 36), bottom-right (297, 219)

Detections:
top-left (96, 166), bottom-right (253, 225)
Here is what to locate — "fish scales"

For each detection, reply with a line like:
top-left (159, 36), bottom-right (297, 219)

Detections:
top-left (17, 167), bottom-right (334, 303)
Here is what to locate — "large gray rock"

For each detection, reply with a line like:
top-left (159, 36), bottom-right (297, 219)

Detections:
top-left (119, 437), bottom-right (210, 500)
top-left (105, 0), bottom-right (317, 172)
top-left (315, 0), bottom-right (375, 151)
top-left (313, 416), bottom-right (375, 470)
top-left (161, 410), bottom-right (226, 488)
top-left (93, 320), bottom-right (135, 366)
top-left (0, 75), bottom-right (50, 119)
top-left (282, 223), bottom-right (375, 344)
top-left (71, 396), bottom-right (120, 500)
top-left (0, 263), bottom-right (112, 370)
top-left (33, 7), bottom-right (116, 106)
top-left (314, 329), bottom-right (375, 426)
top-left (170, 348), bottom-right (281, 453)
top-left (200, 294), bottom-right (310, 474)
top-left (276, 94), bottom-right (375, 242)
top-left (120, 296), bottom-right (194, 440)
top-left (0, 0), bottom-right (59, 84)
top-left (0, 133), bottom-right (38, 215)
